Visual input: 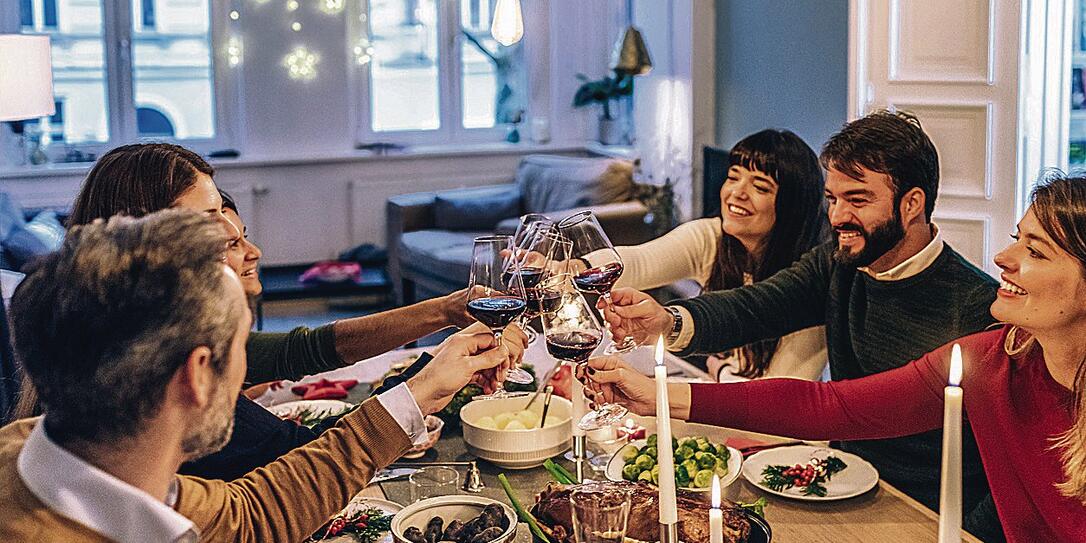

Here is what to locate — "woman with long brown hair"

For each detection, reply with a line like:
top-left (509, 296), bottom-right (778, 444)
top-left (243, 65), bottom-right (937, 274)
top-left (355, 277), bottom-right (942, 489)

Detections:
top-left (583, 172), bottom-right (1086, 541)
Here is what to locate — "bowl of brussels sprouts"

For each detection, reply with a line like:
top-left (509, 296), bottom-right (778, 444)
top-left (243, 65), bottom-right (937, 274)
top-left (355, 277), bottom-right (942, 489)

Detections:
top-left (605, 433), bottom-right (743, 499)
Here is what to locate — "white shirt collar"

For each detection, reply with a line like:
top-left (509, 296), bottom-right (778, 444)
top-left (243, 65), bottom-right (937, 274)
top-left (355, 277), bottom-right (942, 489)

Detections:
top-left (858, 224), bottom-right (944, 281)
top-left (17, 418), bottom-right (198, 543)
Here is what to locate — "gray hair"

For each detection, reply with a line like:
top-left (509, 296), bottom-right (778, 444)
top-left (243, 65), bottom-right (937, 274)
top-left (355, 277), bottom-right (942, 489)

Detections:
top-left (11, 209), bottom-right (243, 445)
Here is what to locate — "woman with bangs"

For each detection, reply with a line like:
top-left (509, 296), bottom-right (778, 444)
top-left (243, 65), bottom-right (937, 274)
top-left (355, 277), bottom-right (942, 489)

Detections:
top-left (587, 129), bottom-right (829, 381)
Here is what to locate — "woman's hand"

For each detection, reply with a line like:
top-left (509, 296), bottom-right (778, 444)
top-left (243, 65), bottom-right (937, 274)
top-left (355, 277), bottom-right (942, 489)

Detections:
top-left (597, 288), bottom-right (674, 345)
top-left (437, 288), bottom-right (476, 329)
top-left (577, 355), bottom-right (658, 416)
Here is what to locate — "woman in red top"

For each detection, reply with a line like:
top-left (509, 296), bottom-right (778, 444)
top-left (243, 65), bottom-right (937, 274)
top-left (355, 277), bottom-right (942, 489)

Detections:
top-left (582, 173), bottom-right (1086, 542)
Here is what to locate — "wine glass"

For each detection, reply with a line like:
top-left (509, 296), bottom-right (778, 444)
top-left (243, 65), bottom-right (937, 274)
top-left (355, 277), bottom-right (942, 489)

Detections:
top-left (569, 484), bottom-right (632, 543)
top-left (515, 225), bottom-right (570, 341)
top-left (467, 235), bottom-right (531, 399)
top-left (557, 210), bottom-right (638, 355)
top-left (539, 277), bottom-right (628, 431)
top-left (505, 219), bottom-right (556, 345)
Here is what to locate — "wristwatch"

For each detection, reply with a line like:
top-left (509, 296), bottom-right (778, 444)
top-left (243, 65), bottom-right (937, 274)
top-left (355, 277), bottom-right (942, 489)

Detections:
top-left (664, 306), bottom-right (684, 345)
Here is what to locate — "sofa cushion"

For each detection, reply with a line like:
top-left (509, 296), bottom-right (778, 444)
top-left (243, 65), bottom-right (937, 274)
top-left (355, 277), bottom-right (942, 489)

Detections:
top-left (5, 210), bottom-right (65, 269)
top-left (516, 155), bottom-right (634, 214)
top-left (434, 185), bottom-right (521, 231)
top-left (399, 229), bottom-right (486, 285)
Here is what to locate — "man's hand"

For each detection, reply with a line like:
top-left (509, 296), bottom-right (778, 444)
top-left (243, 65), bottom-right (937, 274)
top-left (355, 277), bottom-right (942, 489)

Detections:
top-left (406, 322), bottom-right (528, 415)
top-left (597, 288), bottom-right (674, 345)
top-left (437, 288), bottom-right (476, 329)
top-left (576, 356), bottom-right (657, 416)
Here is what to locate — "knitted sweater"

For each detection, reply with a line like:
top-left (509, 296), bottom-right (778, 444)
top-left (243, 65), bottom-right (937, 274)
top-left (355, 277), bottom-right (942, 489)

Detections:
top-left (672, 241), bottom-right (998, 510)
top-left (245, 325), bottom-right (341, 384)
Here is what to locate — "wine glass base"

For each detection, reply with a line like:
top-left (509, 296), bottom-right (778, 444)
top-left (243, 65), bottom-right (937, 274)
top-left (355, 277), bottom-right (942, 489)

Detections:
top-left (603, 341), bottom-right (639, 355)
top-left (578, 404), bottom-right (629, 431)
top-left (504, 368), bottom-right (535, 385)
top-left (523, 326), bottom-right (538, 345)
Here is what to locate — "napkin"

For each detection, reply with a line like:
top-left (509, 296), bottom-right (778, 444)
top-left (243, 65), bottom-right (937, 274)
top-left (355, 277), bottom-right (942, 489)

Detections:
top-left (291, 378), bottom-right (359, 400)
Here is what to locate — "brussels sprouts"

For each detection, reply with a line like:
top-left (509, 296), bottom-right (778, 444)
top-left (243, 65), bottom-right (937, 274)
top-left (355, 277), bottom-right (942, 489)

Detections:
top-left (678, 446), bottom-right (696, 460)
top-left (646, 434), bottom-right (659, 447)
top-left (645, 446), bottom-right (658, 459)
top-left (694, 469), bottom-right (714, 488)
top-left (638, 469), bottom-right (654, 483)
top-left (695, 438), bottom-right (712, 453)
top-left (675, 464), bottom-right (691, 487)
top-left (715, 444), bottom-right (730, 460)
top-left (678, 437), bottom-right (696, 450)
top-left (697, 453), bottom-right (718, 470)
top-left (682, 459), bottom-right (698, 479)
top-left (620, 444), bottom-right (639, 463)
top-left (651, 464), bottom-right (660, 485)
top-left (714, 465), bottom-right (729, 479)
top-left (635, 454), bottom-right (655, 470)
top-left (622, 463), bottom-right (640, 481)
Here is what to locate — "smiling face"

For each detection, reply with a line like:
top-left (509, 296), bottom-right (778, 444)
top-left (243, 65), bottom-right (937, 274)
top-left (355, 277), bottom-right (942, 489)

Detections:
top-left (991, 207), bottom-right (1086, 334)
top-left (824, 166), bottom-right (907, 268)
top-left (720, 165), bottom-right (778, 253)
top-left (224, 208), bottom-right (263, 296)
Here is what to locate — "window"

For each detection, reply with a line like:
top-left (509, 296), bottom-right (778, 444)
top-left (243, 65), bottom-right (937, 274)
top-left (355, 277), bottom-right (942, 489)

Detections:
top-left (12, 0), bottom-right (228, 150)
top-left (356, 0), bottom-right (527, 144)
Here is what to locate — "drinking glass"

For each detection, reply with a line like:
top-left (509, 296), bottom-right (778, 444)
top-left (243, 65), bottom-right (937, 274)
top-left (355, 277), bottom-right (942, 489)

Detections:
top-left (409, 466), bottom-right (460, 502)
top-left (569, 484), bottom-right (632, 543)
top-left (505, 218), bottom-right (557, 345)
top-left (539, 278), bottom-right (628, 431)
top-left (467, 236), bottom-right (531, 398)
top-left (557, 211), bottom-right (637, 355)
top-left (519, 227), bottom-right (572, 339)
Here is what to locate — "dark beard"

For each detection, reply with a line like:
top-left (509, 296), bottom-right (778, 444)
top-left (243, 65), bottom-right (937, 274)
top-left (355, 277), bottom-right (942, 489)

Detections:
top-left (832, 213), bottom-right (906, 268)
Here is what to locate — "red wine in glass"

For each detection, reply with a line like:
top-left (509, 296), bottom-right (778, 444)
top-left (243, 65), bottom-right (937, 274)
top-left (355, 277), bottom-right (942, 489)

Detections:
top-left (573, 262), bottom-right (624, 295)
top-left (546, 330), bottom-right (603, 363)
top-left (467, 296), bottom-right (527, 330)
top-left (529, 287), bottom-right (563, 316)
top-left (503, 266), bottom-right (545, 291)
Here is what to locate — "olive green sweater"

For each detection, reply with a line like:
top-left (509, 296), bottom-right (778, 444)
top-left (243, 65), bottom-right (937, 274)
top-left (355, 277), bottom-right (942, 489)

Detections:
top-left (245, 325), bottom-right (341, 384)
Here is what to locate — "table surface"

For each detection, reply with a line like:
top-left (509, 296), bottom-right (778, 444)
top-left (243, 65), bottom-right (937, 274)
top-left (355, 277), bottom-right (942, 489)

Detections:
top-left (269, 342), bottom-right (982, 543)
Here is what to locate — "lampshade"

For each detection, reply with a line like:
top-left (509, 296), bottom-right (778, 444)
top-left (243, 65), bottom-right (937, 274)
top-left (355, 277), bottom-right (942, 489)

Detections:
top-left (490, 0), bottom-right (524, 47)
top-left (611, 26), bottom-right (652, 76)
top-left (0, 35), bottom-right (55, 122)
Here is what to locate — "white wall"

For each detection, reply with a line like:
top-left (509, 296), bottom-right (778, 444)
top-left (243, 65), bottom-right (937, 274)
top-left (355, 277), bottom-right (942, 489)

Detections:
top-left (714, 0), bottom-right (849, 153)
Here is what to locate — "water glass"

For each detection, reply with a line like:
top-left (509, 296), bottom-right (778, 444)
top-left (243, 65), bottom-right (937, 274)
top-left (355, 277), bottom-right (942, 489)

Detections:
top-left (408, 466), bottom-right (459, 502)
top-left (569, 484), bottom-right (632, 543)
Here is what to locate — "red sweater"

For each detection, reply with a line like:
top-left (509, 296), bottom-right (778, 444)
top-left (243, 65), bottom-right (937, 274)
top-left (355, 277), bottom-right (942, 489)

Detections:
top-left (690, 327), bottom-right (1084, 542)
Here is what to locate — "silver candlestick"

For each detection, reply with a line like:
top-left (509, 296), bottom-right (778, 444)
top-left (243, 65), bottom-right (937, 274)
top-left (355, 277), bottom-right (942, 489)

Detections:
top-left (660, 522), bottom-right (678, 543)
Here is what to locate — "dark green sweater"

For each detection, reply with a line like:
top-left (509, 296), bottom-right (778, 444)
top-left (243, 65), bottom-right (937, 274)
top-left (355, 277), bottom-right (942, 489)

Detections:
top-left (672, 241), bottom-right (998, 512)
top-left (244, 325), bottom-right (341, 384)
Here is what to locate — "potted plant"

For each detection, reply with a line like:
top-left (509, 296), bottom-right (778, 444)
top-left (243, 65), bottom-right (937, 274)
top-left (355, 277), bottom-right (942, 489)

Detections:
top-left (573, 72), bottom-right (633, 145)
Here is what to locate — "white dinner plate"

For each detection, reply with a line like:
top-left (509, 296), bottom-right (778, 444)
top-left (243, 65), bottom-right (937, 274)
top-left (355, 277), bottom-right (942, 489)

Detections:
top-left (266, 399), bottom-right (353, 421)
top-left (604, 438), bottom-right (743, 493)
top-left (742, 445), bottom-right (879, 501)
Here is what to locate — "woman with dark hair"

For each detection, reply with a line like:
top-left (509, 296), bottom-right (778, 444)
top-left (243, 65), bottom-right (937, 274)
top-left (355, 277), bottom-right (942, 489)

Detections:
top-left (219, 189), bottom-right (263, 297)
top-left (589, 129), bottom-right (828, 380)
top-left (583, 172), bottom-right (1086, 542)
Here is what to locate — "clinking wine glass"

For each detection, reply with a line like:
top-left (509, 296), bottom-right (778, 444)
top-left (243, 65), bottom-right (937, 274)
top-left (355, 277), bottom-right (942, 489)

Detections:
top-left (505, 218), bottom-right (557, 345)
top-left (557, 210), bottom-right (638, 355)
top-left (517, 226), bottom-right (571, 340)
top-left (539, 279), bottom-right (628, 431)
top-left (467, 236), bottom-right (532, 399)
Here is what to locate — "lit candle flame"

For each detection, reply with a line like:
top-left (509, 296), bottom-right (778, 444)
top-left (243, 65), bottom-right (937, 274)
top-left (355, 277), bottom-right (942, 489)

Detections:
top-left (655, 334), bottom-right (665, 367)
top-left (711, 474), bottom-right (721, 508)
top-left (949, 343), bottom-right (963, 387)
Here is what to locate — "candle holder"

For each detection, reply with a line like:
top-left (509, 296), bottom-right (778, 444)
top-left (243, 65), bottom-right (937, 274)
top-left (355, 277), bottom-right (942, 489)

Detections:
top-left (659, 522), bottom-right (678, 543)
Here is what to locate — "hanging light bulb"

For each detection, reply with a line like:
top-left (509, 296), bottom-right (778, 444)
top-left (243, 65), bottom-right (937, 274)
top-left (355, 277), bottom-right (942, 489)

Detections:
top-left (490, 0), bottom-right (523, 46)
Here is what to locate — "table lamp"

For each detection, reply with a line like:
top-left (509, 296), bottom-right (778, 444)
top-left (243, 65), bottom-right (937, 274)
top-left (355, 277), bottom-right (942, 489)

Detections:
top-left (0, 34), bottom-right (55, 165)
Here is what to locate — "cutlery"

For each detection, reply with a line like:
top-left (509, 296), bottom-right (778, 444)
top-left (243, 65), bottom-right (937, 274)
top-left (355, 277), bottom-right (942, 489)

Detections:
top-left (538, 385), bottom-right (554, 428)
top-left (370, 467), bottom-right (417, 484)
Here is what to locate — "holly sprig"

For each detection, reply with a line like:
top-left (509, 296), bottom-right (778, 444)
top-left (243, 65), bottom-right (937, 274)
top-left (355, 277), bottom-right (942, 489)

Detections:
top-left (760, 455), bottom-right (847, 497)
top-left (309, 507), bottom-right (392, 542)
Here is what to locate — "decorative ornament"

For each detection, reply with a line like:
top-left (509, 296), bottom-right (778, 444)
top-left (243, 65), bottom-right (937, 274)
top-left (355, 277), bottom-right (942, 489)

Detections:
top-left (226, 36), bottom-right (243, 67)
top-left (319, 0), bottom-right (345, 15)
top-left (352, 38), bottom-right (375, 65)
top-left (284, 46), bottom-right (319, 80)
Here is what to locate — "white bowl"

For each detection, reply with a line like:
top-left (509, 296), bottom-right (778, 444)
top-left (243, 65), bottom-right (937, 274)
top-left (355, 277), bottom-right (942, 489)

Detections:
top-left (460, 396), bottom-right (572, 469)
top-left (390, 495), bottom-right (517, 543)
top-left (604, 439), bottom-right (744, 502)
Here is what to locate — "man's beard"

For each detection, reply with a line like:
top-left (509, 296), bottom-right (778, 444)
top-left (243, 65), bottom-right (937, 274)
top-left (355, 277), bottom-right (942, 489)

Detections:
top-left (180, 385), bottom-right (236, 460)
top-left (832, 211), bottom-right (906, 268)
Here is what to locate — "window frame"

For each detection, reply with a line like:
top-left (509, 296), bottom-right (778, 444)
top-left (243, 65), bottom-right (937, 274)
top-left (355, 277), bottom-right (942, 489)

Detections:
top-left (3, 0), bottom-right (239, 158)
top-left (349, 0), bottom-right (520, 147)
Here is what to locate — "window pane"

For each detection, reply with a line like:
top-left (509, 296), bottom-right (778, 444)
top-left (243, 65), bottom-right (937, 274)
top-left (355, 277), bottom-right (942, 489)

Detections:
top-left (459, 0), bottom-right (526, 129)
top-left (369, 0), bottom-right (440, 132)
top-left (20, 0), bottom-right (109, 144)
top-left (132, 0), bottom-right (215, 139)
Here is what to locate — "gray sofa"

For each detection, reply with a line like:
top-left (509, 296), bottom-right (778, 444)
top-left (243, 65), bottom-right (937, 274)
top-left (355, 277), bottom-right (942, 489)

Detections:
top-left (387, 154), bottom-right (654, 305)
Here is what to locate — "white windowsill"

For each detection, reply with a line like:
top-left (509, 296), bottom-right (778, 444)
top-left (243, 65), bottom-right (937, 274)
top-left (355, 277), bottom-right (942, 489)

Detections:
top-left (0, 141), bottom-right (592, 179)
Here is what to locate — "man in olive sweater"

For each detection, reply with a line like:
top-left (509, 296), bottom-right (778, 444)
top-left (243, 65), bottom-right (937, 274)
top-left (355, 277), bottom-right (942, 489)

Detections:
top-left (600, 111), bottom-right (1001, 540)
top-left (0, 210), bottom-right (517, 542)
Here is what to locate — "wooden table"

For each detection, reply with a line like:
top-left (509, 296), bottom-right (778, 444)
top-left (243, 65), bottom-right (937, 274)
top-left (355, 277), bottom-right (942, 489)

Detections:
top-left (269, 343), bottom-right (982, 543)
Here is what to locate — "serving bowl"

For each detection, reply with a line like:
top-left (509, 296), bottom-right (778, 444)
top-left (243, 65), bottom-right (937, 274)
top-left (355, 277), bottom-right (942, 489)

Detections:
top-left (604, 439), bottom-right (744, 502)
top-left (391, 495), bottom-right (516, 543)
top-left (460, 395), bottom-right (571, 469)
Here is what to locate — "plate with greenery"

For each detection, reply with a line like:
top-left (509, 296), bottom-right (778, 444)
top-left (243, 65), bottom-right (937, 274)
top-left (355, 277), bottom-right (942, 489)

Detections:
top-left (742, 445), bottom-right (878, 501)
top-left (605, 434), bottom-right (742, 492)
top-left (267, 399), bottom-right (353, 429)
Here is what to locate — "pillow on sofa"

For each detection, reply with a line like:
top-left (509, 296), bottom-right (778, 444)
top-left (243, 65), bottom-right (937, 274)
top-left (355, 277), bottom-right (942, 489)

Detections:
top-left (434, 185), bottom-right (521, 231)
top-left (5, 210), bottom-right (65, 268)
top-left (515, 155), bottom-right (633, 214)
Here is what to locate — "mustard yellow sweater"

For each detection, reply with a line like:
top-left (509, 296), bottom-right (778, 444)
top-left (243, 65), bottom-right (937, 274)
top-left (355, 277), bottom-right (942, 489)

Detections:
top-left (0, 397), bottom-right (409, 542)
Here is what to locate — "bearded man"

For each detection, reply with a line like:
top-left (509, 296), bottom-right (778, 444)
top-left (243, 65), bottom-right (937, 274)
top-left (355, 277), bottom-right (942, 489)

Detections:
top-left (597, 110), bottom-right (1002, 540)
